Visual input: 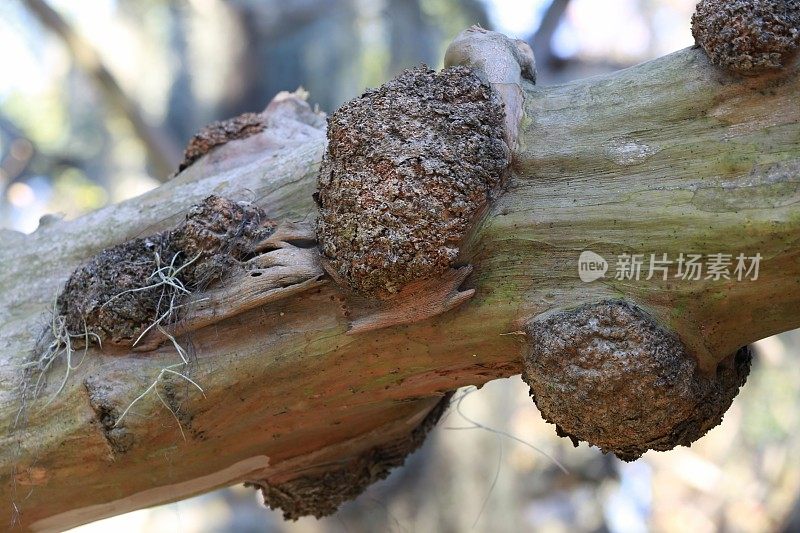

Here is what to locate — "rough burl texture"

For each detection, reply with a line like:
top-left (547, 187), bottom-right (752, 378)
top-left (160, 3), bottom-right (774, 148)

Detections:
top-left (522, 301), bottom-right (751, 461)
top-left (315, 66), bottom-right (508, 299)
top-left (57, 232), bottom-right (175, 345)
top-left (169, 195), bottom-right (275, 287)
top-left (254, 393), bottom-right (453, 520)
top-left (177, 112), bottom-right (266, 172)
top-left (692, 0), bottom-right (800, 75)
top-left (56, 196), bottom-right (274, 345)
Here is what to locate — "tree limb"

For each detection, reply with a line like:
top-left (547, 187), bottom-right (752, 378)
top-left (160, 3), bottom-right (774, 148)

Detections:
top-left (0, 23), bottom-right (798, 530)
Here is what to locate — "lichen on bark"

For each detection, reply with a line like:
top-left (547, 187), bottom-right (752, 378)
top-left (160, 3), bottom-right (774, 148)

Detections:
top-left (315, 65), bottom-right (508, 299)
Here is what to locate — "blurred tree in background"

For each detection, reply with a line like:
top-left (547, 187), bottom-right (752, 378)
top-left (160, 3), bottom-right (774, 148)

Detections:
top-left (1, 1), bottom-right (799, 532)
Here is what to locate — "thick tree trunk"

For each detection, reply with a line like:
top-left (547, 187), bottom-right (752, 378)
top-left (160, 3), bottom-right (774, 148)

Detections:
top-left (1, 29), bottom-right (799, 530)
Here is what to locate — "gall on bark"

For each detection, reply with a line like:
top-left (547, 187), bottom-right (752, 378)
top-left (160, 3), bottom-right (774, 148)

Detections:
top-left (177, 113), bottom-right (266, 173)
top-left (56, 196), bottom-right (275, 346)
top-left (251, 393), bottom-right (452, 520)
top-left (692, 0), bottom-right (800, 75)
top-left (315, 66), bottom-right (509, 299)
top-left (522, 300), bottom-right (751, 461)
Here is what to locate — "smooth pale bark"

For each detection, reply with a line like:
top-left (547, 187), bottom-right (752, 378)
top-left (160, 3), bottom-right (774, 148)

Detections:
top-left (0, 44), bottom-right (798, 531)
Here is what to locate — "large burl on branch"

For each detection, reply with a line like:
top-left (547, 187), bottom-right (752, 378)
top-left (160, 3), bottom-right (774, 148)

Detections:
top-left (1, 5), bottom-right (800, 529)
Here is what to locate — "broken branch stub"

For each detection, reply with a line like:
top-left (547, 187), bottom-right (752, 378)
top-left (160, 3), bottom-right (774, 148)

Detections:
top-left (444, 25), bottom-right (536, 147)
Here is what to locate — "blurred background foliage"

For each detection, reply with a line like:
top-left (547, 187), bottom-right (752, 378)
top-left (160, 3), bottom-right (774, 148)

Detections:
top-left (0, 1), bottom-right (798, 532)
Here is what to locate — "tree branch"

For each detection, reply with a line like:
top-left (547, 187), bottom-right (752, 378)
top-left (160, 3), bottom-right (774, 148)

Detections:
top-left (0, 24), bottom-right (798, 530)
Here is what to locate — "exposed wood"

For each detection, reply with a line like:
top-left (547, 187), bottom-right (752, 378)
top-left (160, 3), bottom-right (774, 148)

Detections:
top-left (0, 35), bottom-right (798, 531)
top-left (135, 222), bottom-right (326, 351)
top-left (346, 266), bottom-right (475, 335)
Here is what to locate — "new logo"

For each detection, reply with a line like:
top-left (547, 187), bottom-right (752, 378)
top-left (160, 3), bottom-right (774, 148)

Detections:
top-left (578, 251), bottom-right (608, 282)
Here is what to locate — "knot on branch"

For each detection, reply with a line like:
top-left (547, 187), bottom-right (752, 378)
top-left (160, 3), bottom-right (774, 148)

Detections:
top-left (250, 393), bottom-right (453, 520)
top-left (522, 300), bottom-right (751, 461)
top-left (56, 195), bottom-right (275, 346)
top-left (178, 112), bottom-right (266, 173)
top-left (315, 66), bottom-right (508, 299)
top-left (692, 0), bottom-right (800, 75)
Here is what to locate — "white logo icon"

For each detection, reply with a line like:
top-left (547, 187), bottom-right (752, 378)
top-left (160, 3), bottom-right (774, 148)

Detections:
top-left (578, 251), bottom-right (608, 282)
